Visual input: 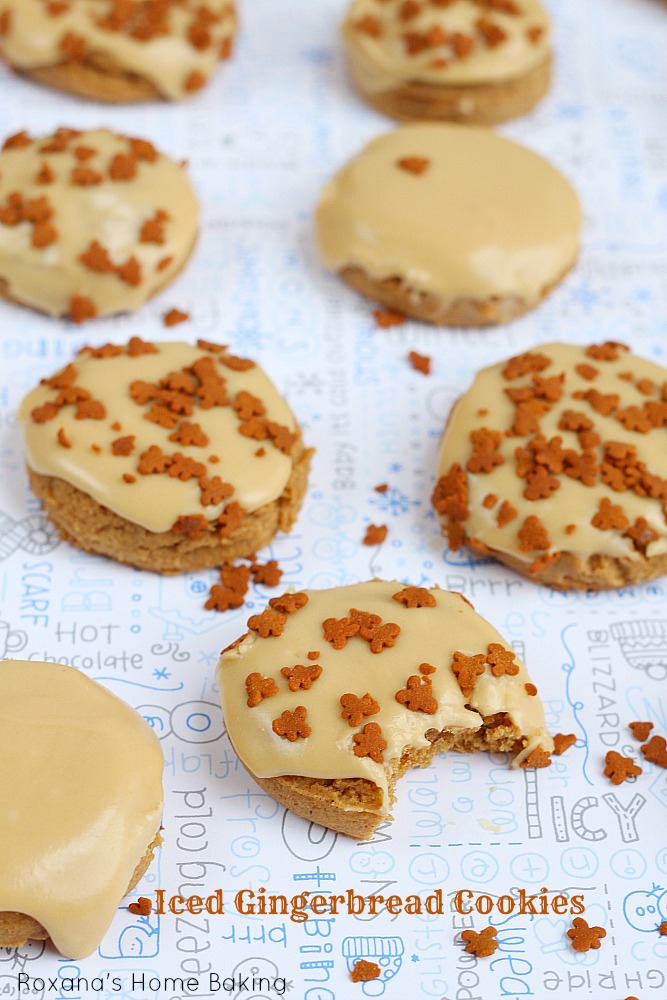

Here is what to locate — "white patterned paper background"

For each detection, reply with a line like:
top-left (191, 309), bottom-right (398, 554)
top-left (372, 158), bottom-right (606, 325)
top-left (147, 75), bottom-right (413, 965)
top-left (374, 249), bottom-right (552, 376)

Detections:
top-left (1, 1), bottom-right (667, 998)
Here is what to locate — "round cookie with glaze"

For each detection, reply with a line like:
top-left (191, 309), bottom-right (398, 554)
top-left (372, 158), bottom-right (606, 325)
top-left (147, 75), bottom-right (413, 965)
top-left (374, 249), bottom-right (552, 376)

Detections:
top-left (0, 1), bottom-right (236, 102)
top-left (19, 339), bottom-right (312, 573)
top-left (0, 127), bottom-right (198, 322)
top-left (217, 580), bottom-right (554, 839)
top-left (315, 123), bottom-right (581, 326)
top-left (433, 341), bottom-right (667, 589)
top-left (0, 660), bottom-right (163, 959)
top-left (343, 0), bottom-right (551, 125)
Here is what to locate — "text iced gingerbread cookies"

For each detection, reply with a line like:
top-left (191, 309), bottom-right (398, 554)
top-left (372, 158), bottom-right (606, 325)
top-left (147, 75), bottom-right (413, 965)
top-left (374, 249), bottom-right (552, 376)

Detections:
top-left (315, 123), bottom-right (581, 326)
top-left (217, 580), bottom-right (554, 839)
top-left (0, 1), bottom-right (236, 102)
top-left (19, 339), bottom-right (312, 573)
top-left (433, 341), bottom-right (667, 589)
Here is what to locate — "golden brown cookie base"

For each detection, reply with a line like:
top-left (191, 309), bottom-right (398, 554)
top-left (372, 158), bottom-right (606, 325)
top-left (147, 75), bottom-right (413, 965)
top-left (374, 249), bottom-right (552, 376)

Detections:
top-left (27, 441), bottom-right (312, 574)
top-left (22, 53), bottom-right (163, 103)
top-left (245, 712), bottom-right (524, 840)
top-left (346, 49), bottom-right (552, 126)
top-left (339, 261), bottom-right (574, 327)
top-left (0, 829), bottom-right (162, 950)
top-left (464, 537), bottom-right (667, 592)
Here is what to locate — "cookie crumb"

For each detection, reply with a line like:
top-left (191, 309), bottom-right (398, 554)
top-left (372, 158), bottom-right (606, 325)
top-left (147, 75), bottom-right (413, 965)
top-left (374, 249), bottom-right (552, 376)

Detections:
top-left (373, 309), bottom-right (406, 328)
top-left (408, 350), bottom-right (431, 375)
top-left (363, 523), bottom-right (388, 545)
top-left (350, 959), bottom-right (380, 983)
top-left (553, 733), bottom-right (576, 755)
top-left (629, 720), bottom-right (653, 742)
top-left (128, 897), bottom-right (152, 916)
top-left (163, 308), bottom-right (190, 327)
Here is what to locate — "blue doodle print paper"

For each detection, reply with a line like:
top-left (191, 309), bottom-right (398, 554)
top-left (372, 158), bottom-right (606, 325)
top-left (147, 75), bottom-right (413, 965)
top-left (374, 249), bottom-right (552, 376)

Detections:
top-left (1, 0), bottom-right (667, 998)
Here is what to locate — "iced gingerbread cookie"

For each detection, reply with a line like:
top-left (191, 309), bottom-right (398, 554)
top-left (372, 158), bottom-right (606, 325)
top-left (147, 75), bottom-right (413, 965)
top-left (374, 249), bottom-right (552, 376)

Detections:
top-left (0, 1), bottom-right (236, 102)
top-left (217, 580), bottom-right (554, 839)
top-left (343, 0), bottom-right (551, 125)
top-left (433, 342), bottom-right (667, 589)
top-left (315, 123), bottom-right (580, 326)
top-left (0, 127), bottom-right (198, 322)
top-left (19, 339), bottom-right (312, 573)
top-left (0, 660), bottom-right (163, 959)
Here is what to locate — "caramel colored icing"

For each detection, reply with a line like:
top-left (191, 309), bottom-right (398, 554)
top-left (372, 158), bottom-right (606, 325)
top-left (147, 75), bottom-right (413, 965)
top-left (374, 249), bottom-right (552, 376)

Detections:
top-left (344, 0), bottom-right (550, 92)
top-left (434, 342), bottom-right (667, 568)
top-left (19, 340), bottom-right (298, 535)
top-left (0, 660), bottom-right (163, 959)
top-left (0, 0), bottom-right (236, 100)
top-left (217, 581), bottom-right (553, 815)
top-left (0, 128), bottom-right (198, 320)
top-left (315, 124), bottom-right (581, 305)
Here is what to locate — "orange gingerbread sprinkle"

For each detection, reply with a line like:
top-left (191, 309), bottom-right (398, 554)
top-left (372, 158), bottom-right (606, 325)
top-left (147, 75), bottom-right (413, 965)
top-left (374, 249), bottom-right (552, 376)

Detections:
top-left (128, 897), bottom-right (152, 917)
top-left (461, 926), bottom-right (498, 958)
top-left (629, 721), bottom-right (653, 742)
top-left (641, 735), bottom-right (667, 768)
top-left (395, 675), bottom-right (438, 714)
top-left (392, 586), bottom-right (436, 608)
top-left (397, 156), bottom-right (431, 176)
top-left (604, 750), bottom-right (642, 785)
top-left (408, 350), bottom-right (431, 375)
top-left (485, 643), bottom-right (518, 677)
top-left (352, 723), bottom-right (387, 764)
top-left (247, 608), bottom-right (286, 638)
top-left (553, 733), bottom-right (576, 755)
top-left (251, 560), bottom-right (283, 587)
top-left (359, 620), bottom-right (400, 653)
top-left (451, 651), bottom-right (486, 698)
top-left (272, 706), bottom-right (311, 742)
top-left (373, 309), bottom-right (406, 328)
top-left (520, 747), bottom-right (552, 769)
top-left (518, 515), bottom-right (550, 552)
top-left (340, 692), bottom-right (380, 727)
top-left (363, 523), bottom-right (388, 545)
top-left (163, 308), bottom-right (189, 327)
top-left (245, 672), bottom-right (279, 708)
top-left (281, 664), bottom-right (322, 692)
top-left (567, 917), bottom-right (606, 952)
top-left (269, 592), bottom-right (309, 615)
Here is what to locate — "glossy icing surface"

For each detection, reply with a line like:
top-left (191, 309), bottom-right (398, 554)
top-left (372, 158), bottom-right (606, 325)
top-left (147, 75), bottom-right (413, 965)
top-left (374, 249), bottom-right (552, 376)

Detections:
top-left (0, 660), bottom-right (163, 959)
top-left (0, 0), bottom-right (236, 100)
top-left (0, 128), bottom-right (199, 319)
top-left (19, 341), bottom-right (297, 533)
top-left (315, 123), bottom-right (581, 304)
top-left (344, 0), bottom-right (550, 91)
top-left (218, 581), bottom-right (553, 815)
top-left (435, 342), bottom-right (667, 566)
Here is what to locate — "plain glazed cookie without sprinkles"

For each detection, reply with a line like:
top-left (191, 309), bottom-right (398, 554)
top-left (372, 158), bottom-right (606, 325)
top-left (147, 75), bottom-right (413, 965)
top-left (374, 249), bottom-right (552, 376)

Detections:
top-left (0, 660), bottom-right (163, 959)
top-left (19, 339), bottom-right (312, 573)
top-left (217, 581), bottom-right (554, 839)
top-left (315, 123), bottom-right (581, 326)
top-left (0, 127), bottom-right (198, 322)
top-left (0, 1), bottom-right (236, 102)
top-left (343, 0), bottom-right (551, 125)
top-left (433, 342), bottom-right (667, 590)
